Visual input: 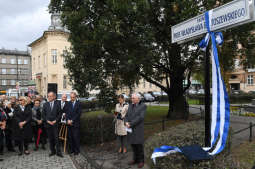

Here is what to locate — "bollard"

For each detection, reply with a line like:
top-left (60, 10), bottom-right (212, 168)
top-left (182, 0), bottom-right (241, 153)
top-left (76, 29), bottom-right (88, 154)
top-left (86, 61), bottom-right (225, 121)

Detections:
top-left (249, 122), bottom-right (253, 142)
top-left (162, 118), bottom-right (165, 131)
top-left (98, 115), bottom-right (104, 144)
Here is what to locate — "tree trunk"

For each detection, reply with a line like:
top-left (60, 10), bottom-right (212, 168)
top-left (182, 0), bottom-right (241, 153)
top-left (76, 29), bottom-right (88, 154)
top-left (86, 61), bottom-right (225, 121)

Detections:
top-left (167, 74), bottom-right (188, 119)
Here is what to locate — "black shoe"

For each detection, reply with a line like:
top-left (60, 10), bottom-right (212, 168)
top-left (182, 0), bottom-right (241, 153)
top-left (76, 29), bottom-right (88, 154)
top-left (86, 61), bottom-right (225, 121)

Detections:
top-left (8, 149), bottom-right (16, 152)
top-left (74, 152), bottom-right (79, 156)
top-left (34, 146), bottom-right (38, 151)
top-left (42, 145), bottom-right (46, 150)
top-left (56, 153), bottom-right (63, 158)
top-left (18, 152), bottom-right (23, 156)
top-left (49, 152), bottom-right (56, 157)
top-left (0, 152), bottom-right (3, 155)
top-left (0, 158), bottom-right (3, 161)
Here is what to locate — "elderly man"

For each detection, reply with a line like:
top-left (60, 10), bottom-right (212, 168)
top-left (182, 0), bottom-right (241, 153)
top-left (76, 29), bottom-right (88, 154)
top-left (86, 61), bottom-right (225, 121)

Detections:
top-left (125, 93), bottom-right (147, 168)
top-left (42, 92), bottom-right (63, 157)
top-left (66, 92), bottom-right (81, 155)
top-left (60, 94), bottom-right (68, 119)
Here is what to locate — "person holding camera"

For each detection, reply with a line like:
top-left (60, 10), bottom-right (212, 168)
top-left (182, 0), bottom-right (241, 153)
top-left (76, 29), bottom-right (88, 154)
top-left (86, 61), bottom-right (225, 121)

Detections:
top-left (114, 94), bottom-right (129, 153)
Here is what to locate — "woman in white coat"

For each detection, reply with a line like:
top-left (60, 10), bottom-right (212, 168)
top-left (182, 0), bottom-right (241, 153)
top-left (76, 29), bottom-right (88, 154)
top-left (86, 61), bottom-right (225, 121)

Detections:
top-left (114, 95), bottom-right (129, 153)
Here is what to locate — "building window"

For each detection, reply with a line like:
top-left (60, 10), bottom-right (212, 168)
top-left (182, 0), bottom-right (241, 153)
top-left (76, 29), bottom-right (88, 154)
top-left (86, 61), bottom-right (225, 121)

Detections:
top-left (18, 59), bottom-right (22, 64)
top-left (23, 80), bottom-right (28, 85)
top-left (2, 69), bottom-right (6, 74)
top-left (1, 58), bottom-right (6, 64)
top-left (10, 80), bottom-right (16, 85)
top-left (247, 75), bottom-right (254, 85)
top-left (63, 75), bottom-right (67, 89)
top-left (10, 58), bottom-right (16, 64)
top-left (44, 53), bottom-right (47, 66)
top-left (24, 59), bottom-right (28, 64)
top-left (18, 68), bottom-right (22, 74)
top-left (38, 56), bottom-right (40, 68)
top-left (51, 49), bottom-right (57, 64)
top-left (23, 69), bottom-right (28, 75)
top-left (10, 68), bottom-right (16, 74)
top-left (2, 80), bottom-right (7, 86)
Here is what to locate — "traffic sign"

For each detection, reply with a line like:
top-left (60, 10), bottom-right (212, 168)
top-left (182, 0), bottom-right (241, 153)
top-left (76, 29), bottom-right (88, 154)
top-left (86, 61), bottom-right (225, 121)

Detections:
top-left (171, 0), bottom-right (255, 44)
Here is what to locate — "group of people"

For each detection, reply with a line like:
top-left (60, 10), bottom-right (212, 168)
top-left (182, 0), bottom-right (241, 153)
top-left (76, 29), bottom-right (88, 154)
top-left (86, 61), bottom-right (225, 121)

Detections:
top-left (114, 93), bottom-right (147, 168)
top-left (0, 91), bottom-right (146, 168)
top-left (0, 91), bottom-right (81, 161)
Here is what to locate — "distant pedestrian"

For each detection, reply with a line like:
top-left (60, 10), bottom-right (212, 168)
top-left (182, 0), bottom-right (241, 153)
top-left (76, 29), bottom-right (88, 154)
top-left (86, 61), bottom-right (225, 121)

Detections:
top-left (125, 93), bottom-right (146, 168)
top-left (114, 94), bottom-right (129, 153)
top-left (66, 92), bottom-right (81, 155)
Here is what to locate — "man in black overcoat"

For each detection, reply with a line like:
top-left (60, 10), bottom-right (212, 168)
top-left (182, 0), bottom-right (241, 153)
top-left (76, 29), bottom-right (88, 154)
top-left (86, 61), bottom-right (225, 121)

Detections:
top-left (42, 92), bottom-right (63, 157)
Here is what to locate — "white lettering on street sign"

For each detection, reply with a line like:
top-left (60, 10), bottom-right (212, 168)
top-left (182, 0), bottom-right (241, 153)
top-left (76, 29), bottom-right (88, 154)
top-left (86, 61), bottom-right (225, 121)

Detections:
top-left (171, 0), bottom-right (255, 44)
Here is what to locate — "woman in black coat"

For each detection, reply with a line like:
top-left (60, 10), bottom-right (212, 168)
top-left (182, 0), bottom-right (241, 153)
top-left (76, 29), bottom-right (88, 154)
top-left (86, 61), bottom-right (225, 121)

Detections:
top-left (3, 101), bottom-right (15, 152)
top-left (13, 96), bottom-right (32, 155)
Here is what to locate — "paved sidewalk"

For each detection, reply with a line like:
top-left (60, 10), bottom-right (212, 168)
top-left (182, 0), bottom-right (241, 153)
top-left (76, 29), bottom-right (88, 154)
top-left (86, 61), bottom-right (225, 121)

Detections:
top-left (0, 147), bottom-right (76, 169)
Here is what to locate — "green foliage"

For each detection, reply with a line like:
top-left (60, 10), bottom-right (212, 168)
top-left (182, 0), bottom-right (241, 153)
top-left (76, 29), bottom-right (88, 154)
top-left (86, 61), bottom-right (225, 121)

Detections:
top-left (80, 113), bottom-right (116, 145)
top-left (49, 0), bottom-right (255, 119)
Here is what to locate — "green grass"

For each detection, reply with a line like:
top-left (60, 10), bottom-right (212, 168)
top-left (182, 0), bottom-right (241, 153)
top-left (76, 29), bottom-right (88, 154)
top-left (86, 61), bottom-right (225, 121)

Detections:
top-left (158, 99), bottom-right (202, 105)
top-left (82, 110), bottom-right (107, 118)
top-left (82, 106), bottom-right (169, 121)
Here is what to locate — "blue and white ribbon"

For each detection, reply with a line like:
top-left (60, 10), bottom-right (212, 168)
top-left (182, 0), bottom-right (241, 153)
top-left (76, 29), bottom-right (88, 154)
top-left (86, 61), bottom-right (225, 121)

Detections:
top-left (151, 10), bottom-right (230, 163)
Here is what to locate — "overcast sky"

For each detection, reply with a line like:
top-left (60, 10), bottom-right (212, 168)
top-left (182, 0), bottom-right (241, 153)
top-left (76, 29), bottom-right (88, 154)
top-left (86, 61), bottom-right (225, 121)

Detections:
top-left (0, 0), bottom-right (51, 51)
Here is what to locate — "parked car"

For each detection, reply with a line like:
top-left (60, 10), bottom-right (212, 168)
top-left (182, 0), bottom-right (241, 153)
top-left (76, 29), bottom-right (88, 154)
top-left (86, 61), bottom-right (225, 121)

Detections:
top-left (248, 91), bottom-right (255, 95)
top-left (188, 89), bottom-right (197, 95)
top-left (121, 93), bottom-right (130, 100)
top-left (231, 90), bottom-right (244, 95)
top-left (197, 89), bottom-right (205, 94)
top-left (143, 93), bottom-right (155, 102)
top-left (87, 96), bottom-right (97, 101)
top-left (161, 92), bottom-right (168, 96)
top-left (57, 92), bottom-right (71, 101)
top-left (79, 97), bottom-right (89, 102)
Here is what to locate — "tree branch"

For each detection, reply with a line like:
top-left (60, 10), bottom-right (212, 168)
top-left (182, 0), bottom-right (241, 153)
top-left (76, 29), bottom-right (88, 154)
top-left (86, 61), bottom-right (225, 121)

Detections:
top-left (139, 72), bottom-right (168, 92)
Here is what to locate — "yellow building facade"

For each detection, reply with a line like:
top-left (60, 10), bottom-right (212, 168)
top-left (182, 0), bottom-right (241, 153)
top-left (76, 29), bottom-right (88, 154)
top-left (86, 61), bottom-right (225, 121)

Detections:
top-left (29, 13), bottom-right (72, 97)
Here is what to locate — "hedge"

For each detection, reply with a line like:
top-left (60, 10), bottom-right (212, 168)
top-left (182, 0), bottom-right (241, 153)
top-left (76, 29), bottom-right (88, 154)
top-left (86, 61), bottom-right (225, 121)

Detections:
top-left (188, 93), bottom-right (255, 104)
top-left (80, 114), bottom-right (116, 145)
top-left (144, 120), bottom-right (235, 169)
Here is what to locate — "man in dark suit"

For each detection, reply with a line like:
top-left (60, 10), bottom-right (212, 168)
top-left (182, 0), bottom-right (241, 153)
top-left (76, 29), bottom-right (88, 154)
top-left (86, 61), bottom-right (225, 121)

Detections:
top-left (125, 93), bottom-right (147, 168)
top-left (66, 92), bottom-right (81, 155)
top-left (60, 94), bottom-right (68, 121)
top-left (42, 92), bottom-right (63, 157)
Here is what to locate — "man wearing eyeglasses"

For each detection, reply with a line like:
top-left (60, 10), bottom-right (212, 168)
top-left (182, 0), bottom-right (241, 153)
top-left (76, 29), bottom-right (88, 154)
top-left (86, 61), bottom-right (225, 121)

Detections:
top-left (66, 92), bottom-right (81, 155)
top-left (125, 93), bottom-right (147, 168)
top-left (42, 92), bottom-right (63, 157)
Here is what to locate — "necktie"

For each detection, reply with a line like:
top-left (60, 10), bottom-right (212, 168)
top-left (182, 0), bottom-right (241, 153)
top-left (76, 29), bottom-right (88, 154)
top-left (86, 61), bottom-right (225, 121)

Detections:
top-left (61, 102), bottom-right (64, 109)
top-left (72, 102), bottom-right (75, 109)
top-left (50, 102), bottom-right (53, 111)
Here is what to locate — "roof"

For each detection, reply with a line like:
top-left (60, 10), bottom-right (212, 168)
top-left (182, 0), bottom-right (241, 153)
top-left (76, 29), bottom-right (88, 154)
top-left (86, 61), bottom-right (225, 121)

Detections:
top-left (0, 49), bottom-right (30, 56)
top-left (28, 30), bottom-right (70, 47)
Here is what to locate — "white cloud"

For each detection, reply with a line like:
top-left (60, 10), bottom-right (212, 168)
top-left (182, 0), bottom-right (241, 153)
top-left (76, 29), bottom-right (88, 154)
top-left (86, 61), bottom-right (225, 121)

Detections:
top-left (0, 0), bottom-right (51, 50)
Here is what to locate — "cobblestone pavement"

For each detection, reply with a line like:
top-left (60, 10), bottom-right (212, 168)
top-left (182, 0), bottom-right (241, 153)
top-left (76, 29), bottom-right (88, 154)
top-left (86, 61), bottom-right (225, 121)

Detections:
top-left (0, 146), bottom-right (76, 169)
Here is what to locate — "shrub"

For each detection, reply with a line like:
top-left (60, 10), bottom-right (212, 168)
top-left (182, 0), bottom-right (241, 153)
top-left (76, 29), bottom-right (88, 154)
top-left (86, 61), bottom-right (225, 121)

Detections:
top-left (188, 93), bottom-right (255, 104)
top-left (80, 114), bottom-right (116, 145)
top-left (145, 120), bottom-right (235, 169)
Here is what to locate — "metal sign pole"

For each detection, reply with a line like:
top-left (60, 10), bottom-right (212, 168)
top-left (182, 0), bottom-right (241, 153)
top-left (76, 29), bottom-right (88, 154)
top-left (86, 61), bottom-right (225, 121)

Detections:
top-left (204, 42), bottom-right (211, 147)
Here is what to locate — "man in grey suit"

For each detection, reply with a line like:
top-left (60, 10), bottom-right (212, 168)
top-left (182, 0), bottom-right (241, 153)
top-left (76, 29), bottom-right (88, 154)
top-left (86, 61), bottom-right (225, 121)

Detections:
top-left (125, 93), bottom-right (147, 168)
